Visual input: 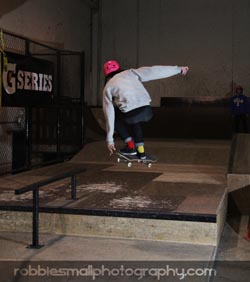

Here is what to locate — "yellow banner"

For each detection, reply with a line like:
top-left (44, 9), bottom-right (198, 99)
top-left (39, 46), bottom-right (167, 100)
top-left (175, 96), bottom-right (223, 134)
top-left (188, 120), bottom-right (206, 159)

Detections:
top-left (0, 30), bottom-right (8, 107)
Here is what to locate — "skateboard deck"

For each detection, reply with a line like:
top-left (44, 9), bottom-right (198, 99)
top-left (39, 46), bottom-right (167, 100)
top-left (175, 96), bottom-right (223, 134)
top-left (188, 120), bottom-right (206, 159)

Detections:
top-left (116, 152), bottom-right (157, 168)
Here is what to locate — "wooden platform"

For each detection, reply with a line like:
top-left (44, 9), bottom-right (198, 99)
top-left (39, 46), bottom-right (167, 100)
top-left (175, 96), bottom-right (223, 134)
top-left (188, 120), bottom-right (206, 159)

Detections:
top-left (0, 139), bottom-right (230, 246)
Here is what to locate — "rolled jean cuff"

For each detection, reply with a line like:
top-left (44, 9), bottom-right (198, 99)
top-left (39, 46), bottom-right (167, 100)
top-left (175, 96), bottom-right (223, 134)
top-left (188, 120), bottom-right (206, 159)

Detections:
top-left (135, 142), bottom-right (144, 147)
top-left (124, 137), bottom-right (133, 143)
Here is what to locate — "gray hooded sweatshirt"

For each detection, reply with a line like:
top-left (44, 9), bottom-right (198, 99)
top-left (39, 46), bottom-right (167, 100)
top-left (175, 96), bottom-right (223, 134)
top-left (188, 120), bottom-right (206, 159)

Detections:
top-left (103, 65), bottom-right (182, 144)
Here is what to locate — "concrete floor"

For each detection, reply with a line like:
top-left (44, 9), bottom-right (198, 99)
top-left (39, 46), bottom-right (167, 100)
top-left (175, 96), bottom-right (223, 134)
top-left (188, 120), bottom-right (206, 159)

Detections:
top-left (0, 232), bottom-right (215, 261)
top-left (213, 220), bottom-right (250, 282)
top-left (0, 231), bottom-right (215, 282)
top-left (0, 219), bottom-right (249, 281)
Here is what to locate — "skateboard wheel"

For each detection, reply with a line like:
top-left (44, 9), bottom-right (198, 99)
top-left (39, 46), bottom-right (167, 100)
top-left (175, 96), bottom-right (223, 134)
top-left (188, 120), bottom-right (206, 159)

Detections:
top-left (128, 162), bottom-right (132, 167)
top-left (117, 158), bottom-right (121, 163)
top-left (147, 163), bottom-right (152, 168)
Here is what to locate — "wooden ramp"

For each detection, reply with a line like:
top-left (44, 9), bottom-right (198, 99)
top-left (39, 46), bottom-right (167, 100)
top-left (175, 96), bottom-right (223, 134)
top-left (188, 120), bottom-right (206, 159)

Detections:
top-left (0, 139), bottom-right (230, 247)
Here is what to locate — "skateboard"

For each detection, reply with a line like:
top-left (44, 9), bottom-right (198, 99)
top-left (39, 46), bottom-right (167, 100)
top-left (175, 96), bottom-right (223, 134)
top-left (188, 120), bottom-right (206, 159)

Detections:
top-left (116, 152), bottom-right (157, 168)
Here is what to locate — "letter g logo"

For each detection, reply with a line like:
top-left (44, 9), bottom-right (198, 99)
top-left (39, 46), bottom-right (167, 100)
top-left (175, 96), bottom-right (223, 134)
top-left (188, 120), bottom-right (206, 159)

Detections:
top-left (3, 63), bottom-right (16, 94)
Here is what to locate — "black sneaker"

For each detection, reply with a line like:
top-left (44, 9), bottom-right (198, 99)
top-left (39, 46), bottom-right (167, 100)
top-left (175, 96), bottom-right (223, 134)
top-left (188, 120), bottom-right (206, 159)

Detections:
top-left (119, 147), bottom-right (137, 156)
top-left (137, 152), bottom-right (146, 159)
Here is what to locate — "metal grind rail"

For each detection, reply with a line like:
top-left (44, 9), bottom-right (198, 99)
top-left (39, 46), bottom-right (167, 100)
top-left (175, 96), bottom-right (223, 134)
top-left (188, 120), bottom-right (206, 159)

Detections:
top-left (14, 167), bottom-right (86, 249)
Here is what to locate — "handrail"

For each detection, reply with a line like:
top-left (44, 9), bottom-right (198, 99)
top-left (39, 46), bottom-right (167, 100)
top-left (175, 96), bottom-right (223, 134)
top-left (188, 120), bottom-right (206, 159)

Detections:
top-left (14, 167), bottom-right (86, 249)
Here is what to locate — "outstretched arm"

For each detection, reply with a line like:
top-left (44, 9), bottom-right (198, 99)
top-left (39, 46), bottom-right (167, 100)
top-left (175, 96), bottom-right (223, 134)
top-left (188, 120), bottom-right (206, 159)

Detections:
top-left (103, 88), bottom-right (116, 155)
top-left (132, 65), bottom-right (189, 82)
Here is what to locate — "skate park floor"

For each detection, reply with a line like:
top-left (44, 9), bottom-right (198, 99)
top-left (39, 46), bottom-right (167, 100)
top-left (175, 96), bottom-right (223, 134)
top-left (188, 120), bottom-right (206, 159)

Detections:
top-left (0, 138), bottom-right (229, 241)
top-left (0, 139), bottom-right (229, 219)
top-left (1, 108), bottom-right (250, 281)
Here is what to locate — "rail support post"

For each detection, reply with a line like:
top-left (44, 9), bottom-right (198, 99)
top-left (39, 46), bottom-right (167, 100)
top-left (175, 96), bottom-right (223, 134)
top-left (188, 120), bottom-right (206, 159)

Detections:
top-left (71, 175), bottom-right (77, 200)
top-left (27, 189), bottom-right (44, 249)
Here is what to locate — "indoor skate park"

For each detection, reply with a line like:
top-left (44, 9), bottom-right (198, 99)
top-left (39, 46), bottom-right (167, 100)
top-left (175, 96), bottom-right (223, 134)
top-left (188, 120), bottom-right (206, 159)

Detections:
top-left (0, 1), bottom-right (250, 281)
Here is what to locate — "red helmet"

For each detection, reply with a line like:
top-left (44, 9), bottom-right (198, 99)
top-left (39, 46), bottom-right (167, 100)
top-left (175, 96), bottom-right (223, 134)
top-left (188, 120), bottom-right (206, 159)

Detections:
top-left (103, 60), bottom-right (120, 76)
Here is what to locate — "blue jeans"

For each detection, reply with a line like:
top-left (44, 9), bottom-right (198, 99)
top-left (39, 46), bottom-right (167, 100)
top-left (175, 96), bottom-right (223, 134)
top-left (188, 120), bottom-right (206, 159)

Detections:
top-left (234, 114), bottom-right (248, 133)
top-left (115, 106), bottom-right (153, 144)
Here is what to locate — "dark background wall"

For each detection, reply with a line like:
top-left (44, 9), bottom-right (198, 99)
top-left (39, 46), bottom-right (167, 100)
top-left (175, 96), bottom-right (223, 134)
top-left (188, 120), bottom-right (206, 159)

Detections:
top-left (1, 0), bottom-right (250, 107)
top-left (0, 0), bottom-right (92, 99)
top-left (96, 0), bottom-right (250, 107)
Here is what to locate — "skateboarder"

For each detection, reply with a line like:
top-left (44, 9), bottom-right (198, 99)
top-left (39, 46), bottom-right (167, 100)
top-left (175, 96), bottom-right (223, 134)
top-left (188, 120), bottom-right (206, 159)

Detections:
top-left (103, 60), bottom-right (189, 159)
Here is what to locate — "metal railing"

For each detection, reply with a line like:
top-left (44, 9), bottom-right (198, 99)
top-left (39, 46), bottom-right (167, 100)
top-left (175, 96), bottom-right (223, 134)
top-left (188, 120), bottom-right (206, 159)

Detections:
top-left (14, 168), bottom-right (86, 249)
top-left (0, 29), bottom-right (85, 175)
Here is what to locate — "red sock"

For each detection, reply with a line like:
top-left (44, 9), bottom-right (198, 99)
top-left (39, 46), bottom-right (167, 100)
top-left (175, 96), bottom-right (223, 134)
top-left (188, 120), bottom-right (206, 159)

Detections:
top-left (127, 140), bottom-right (135, 149)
